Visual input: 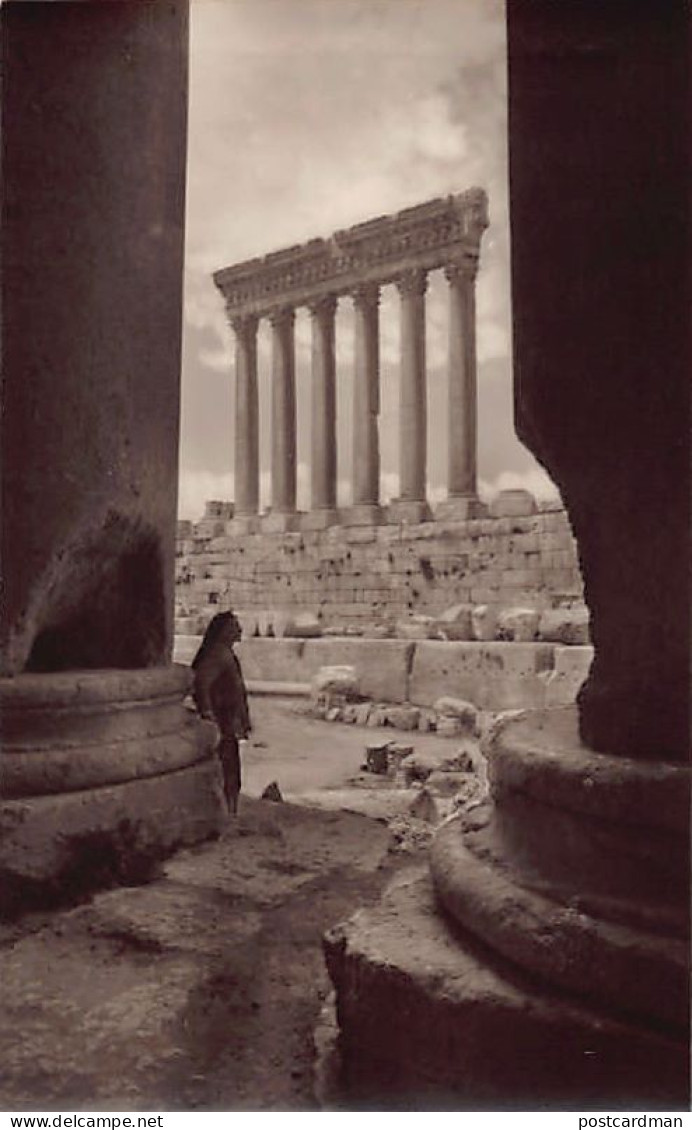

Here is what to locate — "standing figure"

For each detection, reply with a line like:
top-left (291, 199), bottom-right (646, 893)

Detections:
top-left (191, 611), bottom-right (251, 814)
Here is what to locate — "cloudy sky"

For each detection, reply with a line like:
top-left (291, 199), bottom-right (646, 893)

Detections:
top-left (179, 0), bottom-right (556, 519)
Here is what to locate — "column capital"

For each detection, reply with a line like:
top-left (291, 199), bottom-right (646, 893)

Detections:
top-left (230, 312), bottom-right (259, 340)
top-left (352, 282), bottom-right (380, 311)
top-left (444, 259), bottom-right (478, 285)
top-left (308, 293), bottom-right (338, 321)
top-left (394, 267), bottom-right (428, 297)
top-left (268, 305), bottom-right (296, 330)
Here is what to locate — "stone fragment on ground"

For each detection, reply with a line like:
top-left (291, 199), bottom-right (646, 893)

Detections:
top-left (400, 741), bottom-right (478, 785)
top-left (537, 607), bottom-right (590, 645)
top-left (382, 704), bottom-right (420, 730)
top-left (496, 607), bottom-right (540, 642)
top-left (395, 615), bottom-right (437, 640)
top-left (433, 696), bottom-right (479, 736)
top-left (471, 603), bottom-right (498, 641)
top-left (311, 665), bottom-right (360, 700)
top-left (365, 743), bottom-right (389, 775)
top-left (386, 742), bottom-right (414, 777)
top-left (261, 781), bottom-right (284, 802)
top-left (434, 603), bottom-right (474, 641)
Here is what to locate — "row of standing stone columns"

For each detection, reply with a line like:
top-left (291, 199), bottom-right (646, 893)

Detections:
top-left (230, 261), bottom-right (480, 530)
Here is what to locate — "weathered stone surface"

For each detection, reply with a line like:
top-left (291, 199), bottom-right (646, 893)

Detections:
top-left (537, 607), bottom-right (590, 645)
top-left (175, 510), bottom-right (583, 644)
top-left (432, 812), bottom-right (688, 1031)
top-left (386, 743), bottom-right (415, 776)
top-left (382, 705), bottom-right (420, 731)
top-left (489, 488), bottom-right (537, 518)
top-left (311, 665), bottom-right (360, 700)
top-left (425, 771), bottom-right (473, 798)
top-left (353, 702), bottom-right (373, 725)
top-left (236, 638), bottom-right (305, 683)
top-left (324, 873), bottom-right (688, 1108)
top-left (434, 603), bottom-right (473, 641)
top-left (282, 612), bottom-right (323, 638)
top-left (432, 696), bottom-right (478, 733)
top-left (0, 760), bottom-right (224, 899)
top-left (496, 607), bottom-right (540, 642)
top-left (410, 641), bottom-right (555, 711)
top-left (0, 666), bottom-right (219, 804)
top-left (365, 744), bottom-right (389, 776)
top-left (409, 788), bottom-right (439, 824)
top-left (1, 0), bottom-right (188, 676)
top-left (302, 639), bottom-right (413, 704)
top-left (401, 747), bottom-right (474, 785)
top-left (470, 604), bottom-right (498, 641)
top-left (543, 645), bottom-right (593, 707)
top-left (509, 2), bottom-right (688, 760)
top-left (395, 616), bottom-right (436, 641)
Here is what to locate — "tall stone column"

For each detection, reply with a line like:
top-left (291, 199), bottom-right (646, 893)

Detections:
top-left (390, 269), bottom-right (431, 523)
top-left (344, 283), bottom-right (382, 526)
top-left (0, 0), bottom-right (223, 907)
top-left (436, 262), bottom-right (486, 520)
top-left (231, 314), bottom-right (259, 528)
top-left (267, 306), bottom-right (298, 531)
top-left (305, 294), bottom-right (338, 528)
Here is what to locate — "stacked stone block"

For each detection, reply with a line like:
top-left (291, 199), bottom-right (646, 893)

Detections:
top-left (175, 503), bottom-right (582, 631)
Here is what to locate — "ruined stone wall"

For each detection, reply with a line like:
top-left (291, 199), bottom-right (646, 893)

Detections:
top-left (176, 504), bottom-right (582, 629)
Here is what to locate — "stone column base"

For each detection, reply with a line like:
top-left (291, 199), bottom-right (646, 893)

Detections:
top-left (387, 499), bottom-right (432, 524)
top-left (300, 507), bottom-right (340, 531)
top-left (434, 494), bottom-right (487, 521)
top-left (325, 871), bottom-right (688, 1109)
top-left (0, 666), bottom-right (225, 911)
top-left (326, 705), bottom-right (690, 1108)
top-left (260, 511), bottom-right (301, 533)
top-left (341, 503), bottom-right (384, 527)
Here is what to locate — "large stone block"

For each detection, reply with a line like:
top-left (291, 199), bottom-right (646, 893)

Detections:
top-left (489, 488), bottom-right (537, 517)
top-left (543, 644), bottom-right (594, 707)
top-left (409, 641), bottom-right (555, 711)
top-left (302, 639), bottom-right (414, 704)
top-left (236, 638), bottom-right (306, 683)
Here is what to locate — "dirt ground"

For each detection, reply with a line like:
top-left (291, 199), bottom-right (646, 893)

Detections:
top-left (0, 696), bottom-right (464, 1112)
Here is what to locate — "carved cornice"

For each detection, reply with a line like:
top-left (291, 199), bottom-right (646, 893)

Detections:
top-left (214, 188), bottom-right (488, 320)
top-left (394, 267), bottom-right (428, 298)
top-left (308, 293), bottom-right (338, 321)
top-left (444, 260), bottom-right (477, 285)
top-left (268, 306), bottom-right (296, 330)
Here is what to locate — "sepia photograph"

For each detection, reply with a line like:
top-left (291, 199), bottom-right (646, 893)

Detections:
top-left (0, 0), bottom-right (689, 1118)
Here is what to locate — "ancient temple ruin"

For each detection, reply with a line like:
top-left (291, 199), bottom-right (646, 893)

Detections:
top-left (213, 191), bottom-right (488, 530)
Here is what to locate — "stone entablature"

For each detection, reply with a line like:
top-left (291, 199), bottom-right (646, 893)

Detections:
top-left (213, 190), bottom-right (487, 318)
